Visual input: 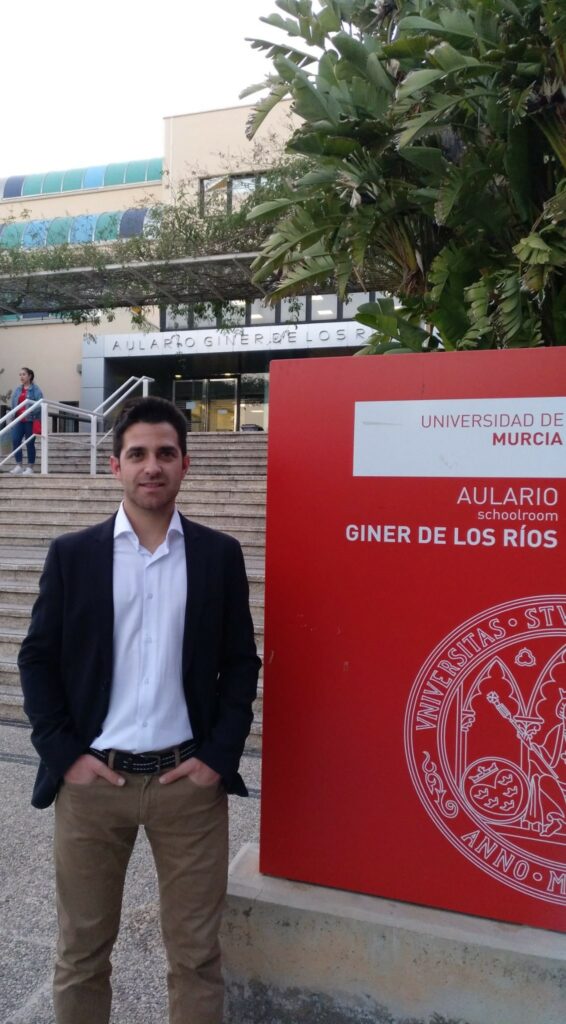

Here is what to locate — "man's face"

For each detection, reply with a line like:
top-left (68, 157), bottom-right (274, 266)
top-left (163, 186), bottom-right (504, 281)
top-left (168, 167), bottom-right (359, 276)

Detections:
top-left (110, 421), bottom-right (189, 515)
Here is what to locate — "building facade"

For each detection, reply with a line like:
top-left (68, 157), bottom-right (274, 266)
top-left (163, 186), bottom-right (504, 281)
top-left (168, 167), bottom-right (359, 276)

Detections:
top-left (1, 103), bottom-right (374, 431)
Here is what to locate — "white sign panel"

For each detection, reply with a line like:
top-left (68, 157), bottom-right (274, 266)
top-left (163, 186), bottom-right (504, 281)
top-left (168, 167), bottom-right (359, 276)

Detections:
top-left (98, 321), bottom-right (372, 358)
top-left (354, 397), bottom-right (566, 478)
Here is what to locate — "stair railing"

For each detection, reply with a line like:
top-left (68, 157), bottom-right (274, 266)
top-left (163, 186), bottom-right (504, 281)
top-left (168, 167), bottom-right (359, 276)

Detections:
top-left (0, 376), bottom-right (154, 476)
top-left (0, 400), bottom-right (98, 475)
top-left (94, 375), bottom-right (154, 447)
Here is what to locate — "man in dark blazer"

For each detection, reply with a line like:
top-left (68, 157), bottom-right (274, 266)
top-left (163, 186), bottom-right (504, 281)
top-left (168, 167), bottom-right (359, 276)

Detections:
top-left (18, 396), bottom-right (261, 1024)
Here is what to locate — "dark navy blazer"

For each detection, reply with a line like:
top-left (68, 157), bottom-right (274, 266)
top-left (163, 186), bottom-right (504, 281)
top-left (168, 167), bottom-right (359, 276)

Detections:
top-left (18, 513), bottom-right (261, 808)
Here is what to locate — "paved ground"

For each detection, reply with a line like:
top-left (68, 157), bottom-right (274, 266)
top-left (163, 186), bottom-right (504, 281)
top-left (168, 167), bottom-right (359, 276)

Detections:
top-left (0, 721), bottom-right (261, 1024)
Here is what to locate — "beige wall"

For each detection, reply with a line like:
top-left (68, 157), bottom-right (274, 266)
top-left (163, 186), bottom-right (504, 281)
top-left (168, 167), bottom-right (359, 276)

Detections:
top-left (164, 100), bottom-right (297, 193)
top-left (0, 321), bottom-right (83, 405)
top-left (0, 308), bottom-right (155, 406)
top-left (1, 182), bottom-right (163, 223)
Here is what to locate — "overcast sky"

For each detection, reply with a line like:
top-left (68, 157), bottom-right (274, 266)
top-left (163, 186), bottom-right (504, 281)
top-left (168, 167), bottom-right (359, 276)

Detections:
top-left (1, 0), bottom-right (288, 177)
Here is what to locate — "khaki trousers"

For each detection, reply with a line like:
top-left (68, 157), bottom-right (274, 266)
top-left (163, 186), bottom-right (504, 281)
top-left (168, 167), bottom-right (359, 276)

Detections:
top-left (53, 772), bottom-right (228, 1024)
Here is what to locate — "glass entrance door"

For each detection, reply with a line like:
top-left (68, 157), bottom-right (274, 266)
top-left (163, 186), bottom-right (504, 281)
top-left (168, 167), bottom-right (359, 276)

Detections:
top-left (208, 377), bottom-right (237, 431)
top-left (174, 379), bottom-right (206, 431)
top-left (174, 377), bottom-right (237, 431)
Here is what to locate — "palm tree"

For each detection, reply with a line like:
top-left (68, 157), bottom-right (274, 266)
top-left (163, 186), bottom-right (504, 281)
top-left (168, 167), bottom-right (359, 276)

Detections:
top-left (244, 0), bottom-right (566, 350)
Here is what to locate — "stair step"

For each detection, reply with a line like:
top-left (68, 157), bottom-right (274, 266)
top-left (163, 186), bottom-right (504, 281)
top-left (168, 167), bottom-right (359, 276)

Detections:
top-left (0, 532), bottom-right (264, 557)
top-left (0, 686), bottom-right (27, 722)
top-left (0, 631), bottom-right (24, 658)
top-left (0, 582), bottom-right (39, 605)
top-left (0, 564), bottom-right (46, 586)
top-left (0, 561), bottom-right (265, 599)
top-left (0, 475), bottom-right (266, 492)
top-left (0, 511), bottom-right (267, 531)
top-left (0, 497), bottom-right (266, 513)
top-left (0, 659), bottom-right (19, 686)
top-left (0, 606), bottom-right (32, 630)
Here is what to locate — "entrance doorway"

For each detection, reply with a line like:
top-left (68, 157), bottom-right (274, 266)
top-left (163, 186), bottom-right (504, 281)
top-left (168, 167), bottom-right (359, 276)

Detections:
top-left (174, 377), bottom-right (237, 431)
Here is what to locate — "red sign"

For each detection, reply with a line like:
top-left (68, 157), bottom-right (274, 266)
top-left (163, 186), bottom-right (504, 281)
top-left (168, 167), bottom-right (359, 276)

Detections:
top-left (260, 348), bottom-right (566, 932)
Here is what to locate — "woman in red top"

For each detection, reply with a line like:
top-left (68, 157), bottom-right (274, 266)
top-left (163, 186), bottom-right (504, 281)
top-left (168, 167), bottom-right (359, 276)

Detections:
top-left (10, 367), bottom-right (43, 475)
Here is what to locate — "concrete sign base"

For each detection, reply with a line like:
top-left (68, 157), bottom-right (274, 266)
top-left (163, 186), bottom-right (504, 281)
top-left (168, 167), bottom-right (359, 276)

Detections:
top-left (222, 844), bottom-right (566, 1024)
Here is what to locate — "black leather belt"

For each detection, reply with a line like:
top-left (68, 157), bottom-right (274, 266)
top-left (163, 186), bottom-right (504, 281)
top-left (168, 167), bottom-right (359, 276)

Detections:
top-left (89, 739), bottom-right (197, 774)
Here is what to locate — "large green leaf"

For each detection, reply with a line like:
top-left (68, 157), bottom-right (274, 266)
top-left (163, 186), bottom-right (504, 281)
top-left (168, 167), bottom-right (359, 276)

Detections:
top-left (399, 146), bottom-right (446, 177)
top-left (397, 15), bottom-right (447, 34)
top-left (382, 35), bottom-right (436, 59)
top-left (244, 81), bottom-right (291, 140)
top-left (332, 32), bottom-right (369, 71)
top-left (316, 3), bottom-right (342, 34)
top-left (246, 37), bottom-right (315, 66)
top-left (267, 253), bottom-right (336, 297)
top-left (247, 198), bottom-right (297, 222)
top-left (366, 53), bottom-right (396, 94)
top-left (261, 11), bottom-right (303, 37)
top-left (396, 69), bottom-right (446, 100)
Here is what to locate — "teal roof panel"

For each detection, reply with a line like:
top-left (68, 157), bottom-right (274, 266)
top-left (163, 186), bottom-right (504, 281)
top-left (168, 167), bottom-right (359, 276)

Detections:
top-left (124, 160), bottom-right (147, 183)
top-left (94, 211), bottom-right (121, 241)
top-left (42, 171), bottom-right (64, 194)
top-left (46, 218), bottom-right (73, 245)
top-left (104, 164), bottom-right (127, 187)
top-left (22, 174), bottom-right (45, 196)
top-left (0, 223), bottom-right (26, 247)
top-left (62, 168), bottom-right (85, 192)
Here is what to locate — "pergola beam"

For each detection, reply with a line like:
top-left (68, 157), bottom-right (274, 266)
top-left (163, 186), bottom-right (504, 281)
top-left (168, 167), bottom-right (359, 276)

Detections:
top-left (0, 251), bottom-right (269, 315)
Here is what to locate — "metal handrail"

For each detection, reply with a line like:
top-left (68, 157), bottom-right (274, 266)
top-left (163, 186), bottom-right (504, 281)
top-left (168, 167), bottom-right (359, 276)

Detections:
top-left (94, 375), bottom-right (154, 417)
top-left (0, 399), bottom-right (98, 475)
top-left (94, 375), bottom-right (154, 448)
top-left (0, 375), bottom-right (154, 476)
top-left (0, 398), bottom-right (34, 430)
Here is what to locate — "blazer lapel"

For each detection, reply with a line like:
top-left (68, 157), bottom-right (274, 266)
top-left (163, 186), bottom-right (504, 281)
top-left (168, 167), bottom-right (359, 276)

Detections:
top-left (94, 515), bottom-right (116, 681)
top-left (182, 516), bottom-right (206, 676)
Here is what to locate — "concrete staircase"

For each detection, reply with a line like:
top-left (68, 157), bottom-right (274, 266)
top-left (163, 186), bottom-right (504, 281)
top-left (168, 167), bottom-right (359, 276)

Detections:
top-left (39, 430), bottom-right (268, 477)
top-left (0, 433), bottom-right (267, 749)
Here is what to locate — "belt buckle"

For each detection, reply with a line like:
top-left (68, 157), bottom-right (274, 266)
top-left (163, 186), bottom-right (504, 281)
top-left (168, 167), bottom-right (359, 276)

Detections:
top-left (138, 752), bottom-right (160, 773)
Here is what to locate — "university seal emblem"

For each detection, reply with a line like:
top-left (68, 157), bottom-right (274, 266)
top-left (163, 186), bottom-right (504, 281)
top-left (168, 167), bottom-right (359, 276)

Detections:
top-left (405, 596), bottom-right (566, 904)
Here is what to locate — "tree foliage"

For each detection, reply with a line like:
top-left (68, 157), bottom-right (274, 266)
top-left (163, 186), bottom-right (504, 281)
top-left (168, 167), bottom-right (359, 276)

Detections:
top-left (245, 0), bottom-right (566, 350)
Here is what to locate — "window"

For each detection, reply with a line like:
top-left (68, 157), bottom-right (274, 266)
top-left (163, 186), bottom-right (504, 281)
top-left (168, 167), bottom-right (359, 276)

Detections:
top-left (311, 294), bottom-right (338, 320)
top-left (200, 176), bottom-right (229, 215)
top-left (341, 293), bottom-right (371, 319)
top-left (193, 303), bottom-right (218, 328)
top-left (280, 297), bottom-right (306, 323)
top-left (230, 175), bottom-right (256, 210)
top-left (249, 299), bottom-right (275, 325)
top-left (165, 306), bottom-right (190, 330)
top-left (200, 173), bottom-right (265, 215)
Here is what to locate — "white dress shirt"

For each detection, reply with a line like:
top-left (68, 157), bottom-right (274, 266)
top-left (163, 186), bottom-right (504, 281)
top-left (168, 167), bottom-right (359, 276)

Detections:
top-left (94, 503), bottom-right (193, 753)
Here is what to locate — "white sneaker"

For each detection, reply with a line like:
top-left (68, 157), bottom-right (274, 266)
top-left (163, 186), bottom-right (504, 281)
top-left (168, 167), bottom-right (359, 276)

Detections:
top-left (23, 467), bottom-right (35, 476)
top-left (10, 465), bottom-right (23, 475)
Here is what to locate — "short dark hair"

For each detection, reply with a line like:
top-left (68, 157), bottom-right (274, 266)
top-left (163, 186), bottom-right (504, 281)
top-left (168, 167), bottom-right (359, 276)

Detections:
top-left (112, 396), bottom-right (187, 457)
top-left (21, 367), bottom-right (35, 382)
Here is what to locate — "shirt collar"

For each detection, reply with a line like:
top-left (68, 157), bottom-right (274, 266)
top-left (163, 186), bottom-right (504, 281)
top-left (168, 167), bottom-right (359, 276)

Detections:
top-left (114, 502), bottom-right (183, 545)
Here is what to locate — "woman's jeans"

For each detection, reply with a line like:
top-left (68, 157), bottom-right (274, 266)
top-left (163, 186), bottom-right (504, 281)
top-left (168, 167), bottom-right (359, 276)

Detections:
top-left (12, 420), bottom-right (35, 464)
